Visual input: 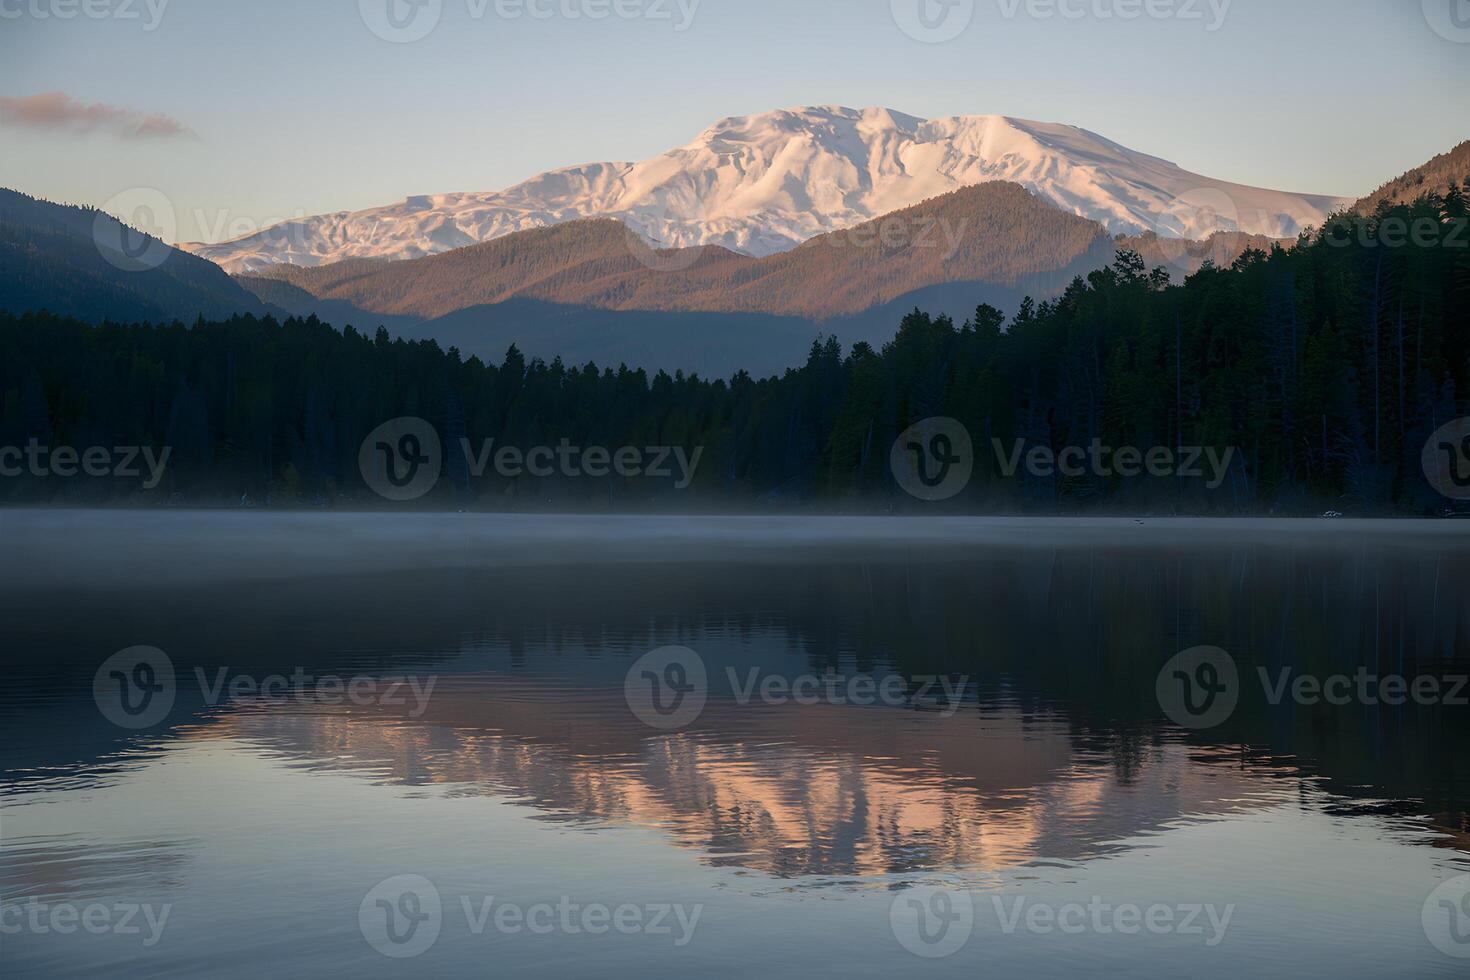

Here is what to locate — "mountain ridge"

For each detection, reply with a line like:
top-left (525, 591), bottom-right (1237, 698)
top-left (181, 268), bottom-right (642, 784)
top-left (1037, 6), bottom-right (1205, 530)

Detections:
top-left (186, 105), bottom-right (1351, 273)
top-left (237, 182), bottom-right (1113, 322)
top-left (1354, 140), bottom-right (1470, 213)
top-left (0, 188), bottom-right (275, 324)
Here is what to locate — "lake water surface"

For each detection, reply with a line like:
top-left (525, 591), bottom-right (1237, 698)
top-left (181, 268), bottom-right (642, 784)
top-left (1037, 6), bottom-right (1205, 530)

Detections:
top-left (2, 513), bottom-right (1469, 977)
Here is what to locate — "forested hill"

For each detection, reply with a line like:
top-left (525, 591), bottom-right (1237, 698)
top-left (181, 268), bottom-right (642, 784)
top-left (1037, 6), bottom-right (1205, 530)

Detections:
top-left (1355, 141), bottom-right (1470, 214)
top-left (3, 188), bottom-right (1468, 515)
top-left (0, 188), bottom-right (275, 325)
top-left (238, 183), bottom-right (1112, 322)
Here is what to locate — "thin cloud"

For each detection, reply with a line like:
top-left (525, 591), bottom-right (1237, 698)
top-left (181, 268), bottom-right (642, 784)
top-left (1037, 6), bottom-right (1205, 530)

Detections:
top-left (0, 91), bottom-right (194, 140)
top-left (129, 114), bottom-right (193, 139)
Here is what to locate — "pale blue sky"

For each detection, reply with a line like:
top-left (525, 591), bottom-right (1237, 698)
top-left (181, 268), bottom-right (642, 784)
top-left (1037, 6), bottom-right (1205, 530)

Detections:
top-left (1, 0), bottom-right (1466, 243)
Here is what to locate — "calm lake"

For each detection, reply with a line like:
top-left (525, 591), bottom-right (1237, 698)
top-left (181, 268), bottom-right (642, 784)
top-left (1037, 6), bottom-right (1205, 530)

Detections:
top-left (2, 512), bottom-right (1469, 978)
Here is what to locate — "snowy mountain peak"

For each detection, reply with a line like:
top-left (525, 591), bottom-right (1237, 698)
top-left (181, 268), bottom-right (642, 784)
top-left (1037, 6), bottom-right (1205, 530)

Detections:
top-left (184, 106), bottom-right (1352, 273)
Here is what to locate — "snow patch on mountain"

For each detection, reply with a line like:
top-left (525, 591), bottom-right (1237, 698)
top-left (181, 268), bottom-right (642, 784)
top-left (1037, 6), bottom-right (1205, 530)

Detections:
top-left (184, 106), bottom-right (1351, 273)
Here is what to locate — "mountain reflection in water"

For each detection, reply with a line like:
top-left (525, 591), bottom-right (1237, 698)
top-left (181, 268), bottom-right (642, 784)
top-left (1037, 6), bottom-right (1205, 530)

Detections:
top-left (2, 515), bottom-right (1469, 978)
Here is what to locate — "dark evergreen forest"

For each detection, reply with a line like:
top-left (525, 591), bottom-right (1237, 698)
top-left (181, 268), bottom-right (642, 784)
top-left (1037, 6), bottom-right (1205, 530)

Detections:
top-left (3, 190), bottom-right (1468, 514)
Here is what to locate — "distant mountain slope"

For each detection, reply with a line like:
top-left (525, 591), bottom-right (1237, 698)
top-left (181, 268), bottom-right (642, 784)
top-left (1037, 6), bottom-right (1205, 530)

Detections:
top-left (1117, 229), bottom-right (1291, 275)
top-left (0, 188), bottom-right (273, 323)
top-left (397, 243), bottom-right (1115, 378)
top-left (1355, 140), bottom-right (1470, 213)
top-left (239, 182), bottom-right (1112, 322)
top-left (414, 300), bottom-right (821, 379)
top-left (188, 105), bottom-right (1349, 272)
top-left (233, 181), bottom-right (1283, 375)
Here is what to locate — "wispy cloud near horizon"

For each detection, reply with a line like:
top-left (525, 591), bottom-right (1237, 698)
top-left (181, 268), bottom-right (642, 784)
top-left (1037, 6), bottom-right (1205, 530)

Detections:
top-left (0, 91), bottom-right (194, 140)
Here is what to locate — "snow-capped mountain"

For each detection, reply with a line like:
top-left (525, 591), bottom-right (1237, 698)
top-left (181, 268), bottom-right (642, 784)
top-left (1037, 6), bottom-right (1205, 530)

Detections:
top-left (185, 106), bottom-right (1352, 273)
